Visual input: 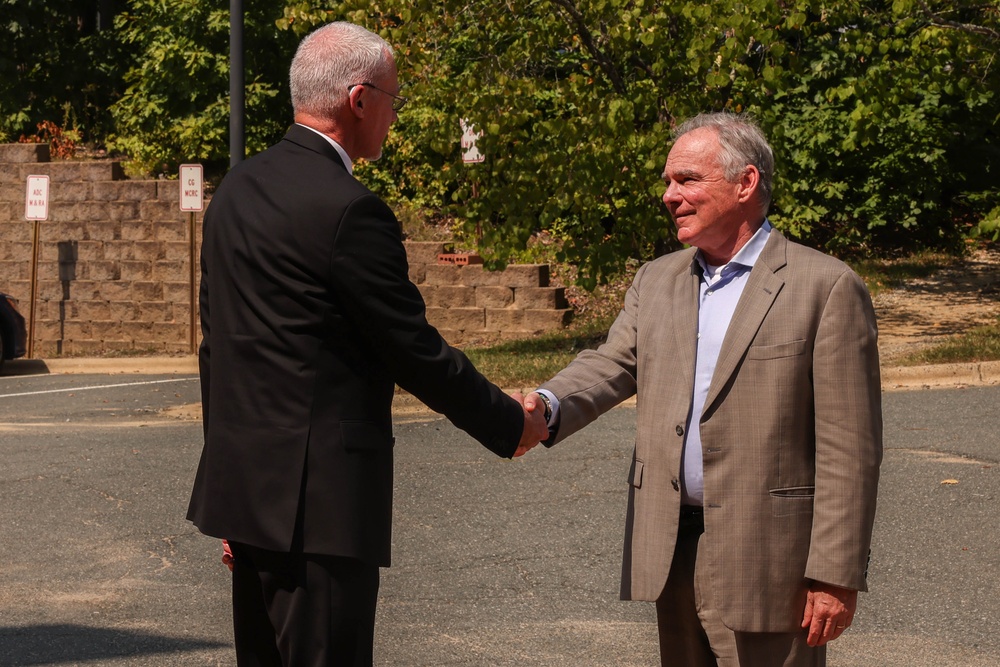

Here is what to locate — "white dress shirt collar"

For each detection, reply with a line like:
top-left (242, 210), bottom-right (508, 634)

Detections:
top-left (295, 123), bottom-right (353, 175)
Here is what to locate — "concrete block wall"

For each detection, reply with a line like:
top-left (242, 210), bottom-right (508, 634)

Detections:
top-left (0, 145), bottom-right (572, 356)
top-left (404, 241), bottom-right (572, 344)
top-left (0, 143), bottom-right (203, 356)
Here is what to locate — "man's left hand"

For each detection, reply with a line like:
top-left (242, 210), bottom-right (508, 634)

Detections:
top-left (801, 582), bottom-right (857, 647)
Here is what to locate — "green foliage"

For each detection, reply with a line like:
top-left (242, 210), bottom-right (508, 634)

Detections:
top-left (4, 0), bottom-right (998, 282)
top-left (0, 0), bottom-right (128, 144)
top-left (108, 0), bottom-right (298, 176)
top-left (329, 0), bottom-right (1000, 284)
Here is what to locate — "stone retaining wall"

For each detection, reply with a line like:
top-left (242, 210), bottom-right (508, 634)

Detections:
top-left (0, 145), bottom-right (571, 356)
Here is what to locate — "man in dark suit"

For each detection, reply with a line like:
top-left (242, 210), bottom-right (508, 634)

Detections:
top-left (187, 22), bottom-right (548, 666)
top-left (525, 113), bottom-right (882, 666)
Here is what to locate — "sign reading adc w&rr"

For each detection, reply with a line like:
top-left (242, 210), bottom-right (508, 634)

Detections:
top-left (25, 175), bottom-right (49, 220)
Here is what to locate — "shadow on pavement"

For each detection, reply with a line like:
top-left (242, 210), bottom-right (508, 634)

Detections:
top-left (0, 624), bottom-right (225, 665)
top-left (0, 359), bottom-right (50, 376)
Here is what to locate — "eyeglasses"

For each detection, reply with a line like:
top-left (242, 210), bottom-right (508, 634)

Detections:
top-left (347, 82), bottom-right (408, 112)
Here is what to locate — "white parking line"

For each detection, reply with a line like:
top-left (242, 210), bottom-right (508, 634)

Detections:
top-left (0, 377), bottom-right (196, 399)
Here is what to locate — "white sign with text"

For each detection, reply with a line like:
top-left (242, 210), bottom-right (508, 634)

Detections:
top-left (25, 175), bottom-right (49, 220)
top-left (179, 164), bottom-right (204, 212)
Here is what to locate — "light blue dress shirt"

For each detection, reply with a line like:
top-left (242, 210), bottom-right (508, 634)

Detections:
top-left (537, 221), bottom-right (774, 507)
top-left (682, 221), bottom-right (772, 505)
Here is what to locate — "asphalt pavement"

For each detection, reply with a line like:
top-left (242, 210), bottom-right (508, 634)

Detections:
top-left (0, 363), bottom-right (997, 666)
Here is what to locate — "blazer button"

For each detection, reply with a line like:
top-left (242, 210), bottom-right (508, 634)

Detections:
top-left (671, 478), bottom-right (680, 491)
top-left (675, 425), bottom-right (684, 436)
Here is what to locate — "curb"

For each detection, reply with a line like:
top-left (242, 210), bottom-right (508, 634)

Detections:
top-left (5, 356), bottom-right (1000, 393)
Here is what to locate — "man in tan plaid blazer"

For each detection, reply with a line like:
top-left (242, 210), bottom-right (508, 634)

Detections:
top-left (527, 113), bottom-right (882, 666)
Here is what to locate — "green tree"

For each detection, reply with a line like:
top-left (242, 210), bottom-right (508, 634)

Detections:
top-left (0, 0), bottom-right (127, 144)
top-left (108, 0), bottom-right (299, 176)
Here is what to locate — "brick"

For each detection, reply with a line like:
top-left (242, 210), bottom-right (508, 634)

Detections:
top-left (36, 280), bottom-right (63, 300)
top-left (436, 285), bottom-right (476, 308)
top-left (407, 264), bottom-right (426, 285)
top-left (93, 319), bottom-right (122, 342)
top-left (150, 321), bottom-right (189, 344)
top-left (153, 259), bottom-right (188, 282)
top-left (164, 241), bottom-right (191, 261)
top-left (121, 260), bottom-right (152, 281)
top-left (67, 280), bottom-right (102, 300)
top-left (476, 286), bottom-right (514, 309)
top-left (132, 282), bottom-right (164, 301)
top-left (153, 221), bottom-right (188, 242)
top-left (425, 306), bottom-right (485, 331)
top-left (98, 281), bottom-right (131, 301)
top-left (0, 143), bottom-right (50, 163)
top-left (108, 201), bottom-right (141, 221)
top-left (0, 241), bottom-right (32, 261)
top-left (126, 241), bottom-right (165, 261)
top-left (75, 240), bottom-right (104, 261)
top-left (457, 265), bottom-right (501, 287)
top-left (62, 339), bottom-right (106, 354)
top-left (62, 320), bottom-right (94, 338)
top-left (0, 183), bottom-right (24, 201)
top-left (122, 221), bottom-right (153, 241)
top-left (514, 286), bottom-right (568, 309)
top-left (110, 301), bottom-right (138, 321)
top-left (522, 308), bottom-right (573, 330)
top-left (93, 180), bottom-right (156, 201)
top-left (138, 301), bottom-right (172, 322)
top-left (47, 202), bottom-right (77, 223)
top-left (163, 281), bottom-right (192, 303)
top-left (84, 221), bottom-right (121, 241)
top-left (0, 163), bottom-right (22, 184)
top-left (53, 181), bottom-right (91, 202)
top-left (139, 200), bottom-right (178, 223)
top-left (76, 201), bottom-right (110, 222)
top-left (501, 264), bottom-right (549, 287)
top-left (122, 320), bottom-right (153, 340)
top-left (84, 260), bottom-right (120, 281)
top-left (485, 308), bottom-right (525, 331)
top-left (403, 241), bottom-right (446, 266)
top-left (78, 300), bottom-right (112, 320)
top-left (80, 162), bottom-right (124, 182)
top-left (424, 264), bottom-right (466, 286)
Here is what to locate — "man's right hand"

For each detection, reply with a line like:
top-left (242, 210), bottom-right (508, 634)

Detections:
top-left (511, 391), bottom-right (548, 456)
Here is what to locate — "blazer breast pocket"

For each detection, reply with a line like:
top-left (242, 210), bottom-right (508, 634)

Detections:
top-left (769, 485), bottom-right (815, 516)
top-left (748, 339), bottom-right (807, 360)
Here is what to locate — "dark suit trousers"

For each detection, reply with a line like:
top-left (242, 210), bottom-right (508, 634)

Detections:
top-left (229, 542), bottom-right (379, 667)
top-left (655, 523), bottom-right (824, 667)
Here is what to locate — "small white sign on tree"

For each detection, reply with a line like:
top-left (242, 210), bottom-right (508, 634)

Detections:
top-left (460, 119), bottom-right (485, 164)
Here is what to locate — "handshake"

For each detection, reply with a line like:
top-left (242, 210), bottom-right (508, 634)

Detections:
top-left (511, 391), bottom-right (550, 458)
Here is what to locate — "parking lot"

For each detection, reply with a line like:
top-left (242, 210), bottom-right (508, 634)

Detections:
top-left (0, 368), bottom-right (997, 666)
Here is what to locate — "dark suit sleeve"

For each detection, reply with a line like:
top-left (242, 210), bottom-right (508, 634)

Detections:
top-left (327, 193), bottom-right (523, 458)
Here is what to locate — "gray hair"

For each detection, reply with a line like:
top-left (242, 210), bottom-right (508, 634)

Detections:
top-left (289, 22), bottom-right (394, 120)
top-left (674, 112), bottom-right (774, 214)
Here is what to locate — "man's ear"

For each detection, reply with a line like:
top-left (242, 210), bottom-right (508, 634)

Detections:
top-left (348, 85), bottom-right (366, 118)
top-left (737, 165), bottom-right (760, 204)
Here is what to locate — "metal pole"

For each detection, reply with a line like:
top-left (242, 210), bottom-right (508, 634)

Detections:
top-left (189, 212), bottom-right (197, 354)
top-left (27, 220), bottom-right (40, 359)
top-left (230, 0), bottom-right (245, 167)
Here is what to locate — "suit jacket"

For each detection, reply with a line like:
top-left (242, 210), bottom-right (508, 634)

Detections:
top-left (187, 125), bottom-right (523, 567)
top-left (541, 230), bottom-right (882, 632)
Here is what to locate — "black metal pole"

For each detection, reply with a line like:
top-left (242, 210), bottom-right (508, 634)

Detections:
top-left (229, 0), bottom-right (245, 167)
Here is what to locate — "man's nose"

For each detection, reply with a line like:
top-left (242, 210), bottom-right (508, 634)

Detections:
top-left (662, 182), bottom-right (679, 207)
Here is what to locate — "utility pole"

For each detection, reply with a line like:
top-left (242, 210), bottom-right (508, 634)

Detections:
top-left (230, 0), bottom-right (245, 168)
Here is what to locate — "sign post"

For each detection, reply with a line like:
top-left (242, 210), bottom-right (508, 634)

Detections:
top-left (179, 165), bottom-right (204, 354)
top-left (460, 120), bottom-right (485, 240)
top-left (24, 175), bottom-right (50, 359)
